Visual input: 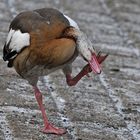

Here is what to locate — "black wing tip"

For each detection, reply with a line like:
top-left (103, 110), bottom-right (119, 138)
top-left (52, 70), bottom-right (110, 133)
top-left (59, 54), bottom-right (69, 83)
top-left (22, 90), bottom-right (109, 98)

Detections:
top-left (3, 56), bottom-right (7, 61)
top-left (7, 60), bottom-right (14, 67)
top-left (3, 50), bottom-right (17, 61)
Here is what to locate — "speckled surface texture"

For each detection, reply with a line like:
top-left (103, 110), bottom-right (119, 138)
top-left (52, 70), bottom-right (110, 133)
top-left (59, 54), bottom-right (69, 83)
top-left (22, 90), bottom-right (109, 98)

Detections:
top-left (0, 0), bottom-right (140, 139)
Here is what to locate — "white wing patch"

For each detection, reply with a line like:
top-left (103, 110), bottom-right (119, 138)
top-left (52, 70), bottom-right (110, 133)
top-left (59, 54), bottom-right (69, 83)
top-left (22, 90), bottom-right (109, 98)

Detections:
top-left (64, 15), bottom-right (79, 30)
top-left (6, 28), bottom-right (30, 52)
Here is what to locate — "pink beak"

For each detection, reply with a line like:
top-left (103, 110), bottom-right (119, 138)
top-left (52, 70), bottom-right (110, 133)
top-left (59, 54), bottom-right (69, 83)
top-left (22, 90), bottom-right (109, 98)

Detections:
top-left (88, 53), bottom-right (101, 74)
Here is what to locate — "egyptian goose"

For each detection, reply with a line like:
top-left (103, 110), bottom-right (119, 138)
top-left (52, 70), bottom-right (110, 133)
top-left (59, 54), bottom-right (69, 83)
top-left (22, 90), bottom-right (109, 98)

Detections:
top-left (3, 8), bottom-right (108, 135)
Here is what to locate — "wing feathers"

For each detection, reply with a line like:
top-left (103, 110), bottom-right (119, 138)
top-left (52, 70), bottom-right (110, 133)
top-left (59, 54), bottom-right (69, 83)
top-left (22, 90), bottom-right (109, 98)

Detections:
top-left (30, 38), bottom-right (77, 68)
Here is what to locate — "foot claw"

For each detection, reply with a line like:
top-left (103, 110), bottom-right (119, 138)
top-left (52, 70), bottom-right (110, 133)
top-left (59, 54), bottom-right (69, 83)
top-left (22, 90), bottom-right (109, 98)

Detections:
top-left (97, 52), bottom-right (109, 64)
top-left (97, 51), bottom-right (101, 57)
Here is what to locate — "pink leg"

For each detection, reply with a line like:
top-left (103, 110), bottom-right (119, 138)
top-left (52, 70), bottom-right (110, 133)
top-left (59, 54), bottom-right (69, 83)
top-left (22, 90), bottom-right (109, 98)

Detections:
top-left (66, 53), bottom-right (108, 86)
top-left (33, 86), bottom-right (66, 135)
top-left (66, 64), bottom-right (91, 86)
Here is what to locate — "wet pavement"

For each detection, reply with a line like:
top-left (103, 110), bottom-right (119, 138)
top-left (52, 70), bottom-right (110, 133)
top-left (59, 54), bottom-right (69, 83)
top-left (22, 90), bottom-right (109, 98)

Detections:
top-left (0, 0), bottom-right (140, 140)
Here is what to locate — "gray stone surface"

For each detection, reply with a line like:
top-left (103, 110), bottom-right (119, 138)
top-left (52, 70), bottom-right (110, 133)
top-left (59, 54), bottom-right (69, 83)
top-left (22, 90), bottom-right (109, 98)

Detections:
top-left (0, 0), bottom-right (140, 139)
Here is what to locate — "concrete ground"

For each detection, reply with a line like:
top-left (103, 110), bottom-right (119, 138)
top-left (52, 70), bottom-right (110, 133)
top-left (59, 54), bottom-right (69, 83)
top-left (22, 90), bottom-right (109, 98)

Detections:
top-left (0, 0), bottom-right (140, 140)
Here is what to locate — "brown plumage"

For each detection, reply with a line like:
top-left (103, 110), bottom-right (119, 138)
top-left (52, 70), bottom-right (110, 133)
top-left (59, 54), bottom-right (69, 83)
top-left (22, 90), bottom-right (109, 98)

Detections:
top-left (3, 8), bottom-right (108, 135)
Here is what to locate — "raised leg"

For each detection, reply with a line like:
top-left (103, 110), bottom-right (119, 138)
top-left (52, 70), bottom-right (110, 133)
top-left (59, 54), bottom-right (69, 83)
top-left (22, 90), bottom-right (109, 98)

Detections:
top-left (64, 53), bottom-right (108, 86)
top-left (65, 64), bottom-right (91, 86)
top-left (33, 86), bottom-right (66, 135)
